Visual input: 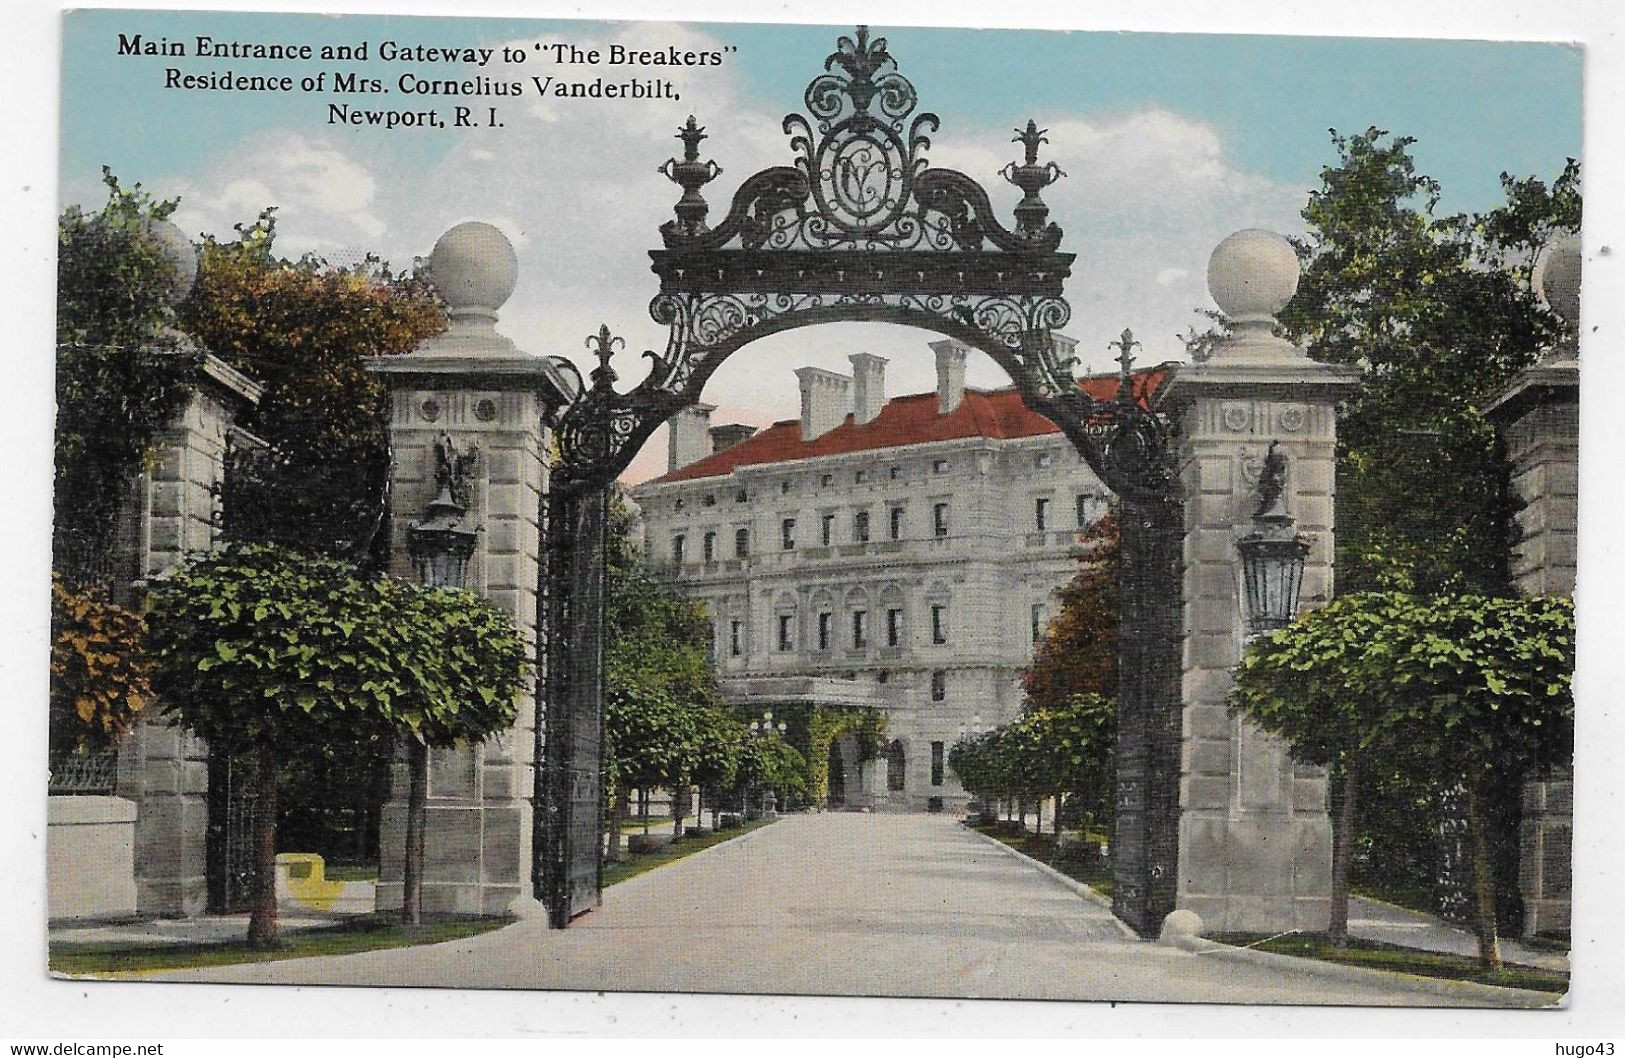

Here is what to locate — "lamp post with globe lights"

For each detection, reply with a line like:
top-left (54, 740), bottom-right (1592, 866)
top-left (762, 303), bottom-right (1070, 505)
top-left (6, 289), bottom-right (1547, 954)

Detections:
top-left (747, 710), bottom-right (788, 819)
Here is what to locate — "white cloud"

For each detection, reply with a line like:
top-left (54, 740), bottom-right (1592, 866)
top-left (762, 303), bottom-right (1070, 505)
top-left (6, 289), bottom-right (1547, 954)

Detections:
top-left (168, 131), bottom-right (386, 257)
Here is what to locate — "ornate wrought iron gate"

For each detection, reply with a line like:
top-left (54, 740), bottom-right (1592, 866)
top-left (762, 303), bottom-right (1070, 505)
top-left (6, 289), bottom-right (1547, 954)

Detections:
top-left (206, 753), bottom-right (258, 913)
top-left (536, 25), bottom-right (1185, 934)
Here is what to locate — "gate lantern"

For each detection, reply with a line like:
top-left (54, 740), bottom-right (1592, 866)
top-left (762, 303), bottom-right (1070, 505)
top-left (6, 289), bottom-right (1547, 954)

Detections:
top-left (1236, 441), bottom-right (1309, 633)
top-left (406, 432), bottom-right (479, 589)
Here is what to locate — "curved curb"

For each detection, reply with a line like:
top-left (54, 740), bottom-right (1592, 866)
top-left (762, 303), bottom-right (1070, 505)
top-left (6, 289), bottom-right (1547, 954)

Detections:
top-left (1190, 936), bottom-right (1566, 1009)
top-left (963, 825), bottom-right (1138, 940)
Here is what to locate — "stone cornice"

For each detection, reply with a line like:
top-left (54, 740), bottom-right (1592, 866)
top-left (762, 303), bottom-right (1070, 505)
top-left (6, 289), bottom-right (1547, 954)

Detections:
top-left (1159, 357), bottom-right (1360, 407)
top-left (367, 352), bottom-right (577, 405)
top-left (1484, 357), bottom-right (1579, 424)
top-left (198, 351), bottom-right (265, 407)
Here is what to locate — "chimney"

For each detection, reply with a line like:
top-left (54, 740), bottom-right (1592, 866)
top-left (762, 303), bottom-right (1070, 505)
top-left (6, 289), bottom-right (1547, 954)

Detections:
top-left (667, 402), bottom-right (716, 473)
top-left (794, 367), bottom-right (852, 441)
top-left (1052, 332), bottom-right (1079, 374)
top-left (930, 339), bottom-right (968, 415)
top-left (709, 423), bottom-right (758, 454)
top-left (849, 353), bottom-right (888, 426)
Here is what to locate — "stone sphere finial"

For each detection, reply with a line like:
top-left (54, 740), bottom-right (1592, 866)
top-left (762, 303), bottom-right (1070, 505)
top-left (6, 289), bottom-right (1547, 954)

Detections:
top-left (1534, 230), bottom-right (1581, 327)
top-left (144, 217), bottom-right (198, 305)
top-left (1207, 228), bottom-right (1300, 322)
top-left (428, 221), bottom-right (518, 320)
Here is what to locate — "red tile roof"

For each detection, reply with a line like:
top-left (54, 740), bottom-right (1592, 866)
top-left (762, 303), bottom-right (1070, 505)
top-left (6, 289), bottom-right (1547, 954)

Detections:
top-left (651, 366), bottom-right (1172, 484)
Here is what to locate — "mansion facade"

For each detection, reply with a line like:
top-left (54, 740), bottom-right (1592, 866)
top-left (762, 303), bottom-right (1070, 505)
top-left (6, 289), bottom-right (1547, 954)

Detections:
top-left (630, 338), bottom-right (1168, 811)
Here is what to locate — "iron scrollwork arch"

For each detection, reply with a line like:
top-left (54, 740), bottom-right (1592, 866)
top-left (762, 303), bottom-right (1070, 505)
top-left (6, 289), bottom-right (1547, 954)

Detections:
top-left (550, 24), bottom-right (1173, 502)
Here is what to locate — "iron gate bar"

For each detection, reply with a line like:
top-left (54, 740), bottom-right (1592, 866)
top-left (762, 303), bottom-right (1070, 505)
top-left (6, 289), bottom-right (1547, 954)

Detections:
top-left (537, 24), bottom-right (1184, 934)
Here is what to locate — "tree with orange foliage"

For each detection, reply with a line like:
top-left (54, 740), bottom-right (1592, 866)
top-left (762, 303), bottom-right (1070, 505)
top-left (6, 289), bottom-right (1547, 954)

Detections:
top-left (1022, 510), bottom-right (1120, 708)
top-left (180, 210), bottom-right (444, 565)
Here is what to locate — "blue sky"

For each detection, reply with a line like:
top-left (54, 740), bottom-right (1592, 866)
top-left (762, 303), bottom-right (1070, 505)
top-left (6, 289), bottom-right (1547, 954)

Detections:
top-left (58, 10), bottom-right (1583, 483)
top-left (63, 11), bottom-right (1580, 216)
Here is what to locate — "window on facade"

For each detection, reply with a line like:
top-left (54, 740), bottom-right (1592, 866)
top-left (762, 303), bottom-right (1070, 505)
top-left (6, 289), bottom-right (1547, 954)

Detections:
top-left (820, 513), bottom-right (834, 546)
top-left (817, 611), bottom-right (833, 651)
top-left (889, 506), bottom-right (904, 540)
top-left (886, 741), bottom-right (906, 792)
top-left (931, 604), bottom-right (947, 644)
top-left (854, 510), bottom-right (870, 543)
top-left (933, 502), bottom-right (949, 537)
top-left (781, 480), bottom-right (791, 494)
top-left (933, 459), bottom-right (949, 474)
top-left (734, 527), bottom-right (750, 557)
top-left (930, 669), bottom-right (946, 701)
top-left (931, 741), bottom-right (944, 786)
top-left (1032, 603), bottom-right (1045, 644)
top-left (852, 610), bottom-right (869, 649)
top-left (672, 534), bottom-right (685, 564)
top-left (730, 620), bottom-right (742, 657)
top-left (1035, 496), bottom-right (1050, 531)
top-left (781, 518), bottom-right (796, 550)
top-left (736, 488), bottom-right (748, 502)
top-left (703, 494), bottom-right (716, 507)
top-left (855, 469), bottom-right (867, 484)
top-left (674, 498), bottom-right (684, 512)
top-left (706, 621), bottom-right (717, 662)
top-left (886, 607), bottom-right (903, 647)
top-left (889, 465), bottom-right (901, 480)
top-left (1077, 493), bottom-right (1103, 528)
top-left (821, 473), bottom-right (834, 487)
top-left (1035, 452), bottom-right (1054, 469)
top-left (702, 531), bottom-right (716, 563)
top-left (777, 614), bottom-right (793, 652)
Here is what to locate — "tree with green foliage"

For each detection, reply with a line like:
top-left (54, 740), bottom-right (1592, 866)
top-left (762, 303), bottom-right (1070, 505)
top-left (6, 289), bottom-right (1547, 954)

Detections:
top-left (1278, 127), bottom-right (1579, 594)
top-left (146, 544), bottom-right (528, 944)
top-left (1006, 694), bottom-right (1117, 836)
top-left (55, 170), bottom-right (201, 574)
top-left (732, 727), bottom-right (807, 813)
top-left (948, 695), bottom-right (1114, 835)
top-left (373, 578), bottom-right (530, 926)
top-left (1230, 591), bottom-right (1574, 967)
top-left (603, 492), bottom-right (735, 852)
top-left (1227, 595), bottom-right (1405, 944)
top-left (180, 210), bottom-right (444, 565)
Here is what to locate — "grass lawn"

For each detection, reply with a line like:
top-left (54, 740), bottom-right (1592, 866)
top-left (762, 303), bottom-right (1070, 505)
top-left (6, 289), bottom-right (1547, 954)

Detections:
top-left (1350, 874), bottom-right (1437, 917)
top-left (1208, 932), bottom-right (1569, 996)
top-left (50, 913), bottom-right (509, 977)
top-left (1522, 932), bottom-right (1571, 954)
top-left (602, 818), bottom-right (774, 888)
top-left (969, 822), bottom-right (1114, 898)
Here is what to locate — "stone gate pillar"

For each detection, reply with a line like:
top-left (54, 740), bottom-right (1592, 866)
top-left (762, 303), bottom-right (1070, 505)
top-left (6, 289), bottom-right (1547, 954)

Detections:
top-left (104, 219), bottom-right (266, 918)
top-left (1485, 231), bottom-right (1579, 938)
top-left (368, 221), bottom-right (574, 916)
top-left (1158, 230), bottom-right (1358, 933)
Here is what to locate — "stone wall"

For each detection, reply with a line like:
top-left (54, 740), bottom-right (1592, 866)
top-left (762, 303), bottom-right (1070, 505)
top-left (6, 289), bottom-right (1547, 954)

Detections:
top-left (47, 796), bottom-right (139, 921)
top-left (113, 354), bottom-right (262, 917)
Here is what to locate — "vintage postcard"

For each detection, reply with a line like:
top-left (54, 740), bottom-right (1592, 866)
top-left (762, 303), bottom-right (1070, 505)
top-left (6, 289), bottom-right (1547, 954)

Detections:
top-left (36, 0), bottom-right (1595, 1022)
